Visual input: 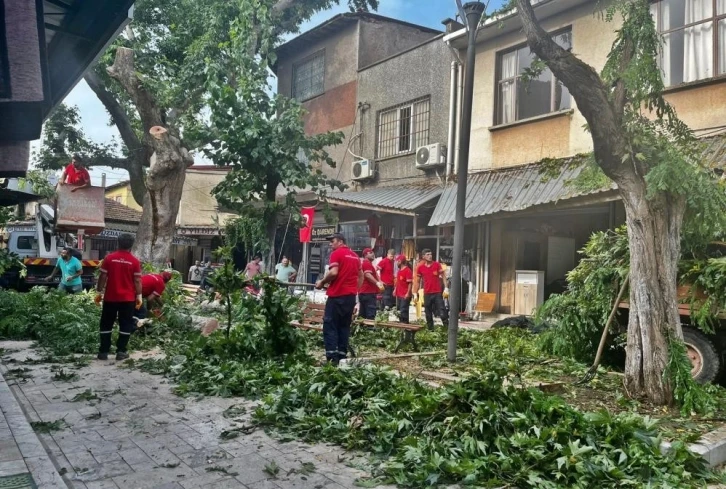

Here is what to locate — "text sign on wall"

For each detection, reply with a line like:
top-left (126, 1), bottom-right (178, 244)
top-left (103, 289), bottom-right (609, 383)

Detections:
top-left (311, 225), bottom-right (338, 242)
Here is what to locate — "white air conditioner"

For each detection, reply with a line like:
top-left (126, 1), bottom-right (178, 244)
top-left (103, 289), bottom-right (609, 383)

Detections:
top-left (416, 143), bottom-right (447, 170)
top-left (351, 159), bottom-right (375, 181)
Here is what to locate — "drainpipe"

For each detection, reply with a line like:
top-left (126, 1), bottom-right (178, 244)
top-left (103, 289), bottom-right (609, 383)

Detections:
top-left (453, 62), bottom-right (464, 175)
top-left (447, 61), bottom-right (458, 177)
top-left (484, 221), bottom-right (490, 292)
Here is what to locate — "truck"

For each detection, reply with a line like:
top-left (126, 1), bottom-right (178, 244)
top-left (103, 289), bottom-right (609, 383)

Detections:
top-left (1, 185), bottom-right (106, 290)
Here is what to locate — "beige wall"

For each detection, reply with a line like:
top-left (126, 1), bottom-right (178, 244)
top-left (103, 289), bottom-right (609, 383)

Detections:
top-left (105, 186), bottom-right (141, 211)
top-left (468, 1), bottom-right (726, 171)
top-left (176, 170), bottom-right (236, 227)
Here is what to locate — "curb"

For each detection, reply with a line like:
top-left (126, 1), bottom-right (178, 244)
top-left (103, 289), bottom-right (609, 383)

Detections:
top-left (0, 368), bottom-right (68, 488)
top-left (662, 424), bottom-right (726, 467)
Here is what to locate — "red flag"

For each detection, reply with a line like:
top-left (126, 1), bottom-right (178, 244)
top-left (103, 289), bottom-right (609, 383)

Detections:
top-left (299, 207), bottom-right (315, 243)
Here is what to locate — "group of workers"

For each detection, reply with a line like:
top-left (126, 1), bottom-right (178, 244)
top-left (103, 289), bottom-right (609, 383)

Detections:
top-left (315, 233), bottom-right (449, 366)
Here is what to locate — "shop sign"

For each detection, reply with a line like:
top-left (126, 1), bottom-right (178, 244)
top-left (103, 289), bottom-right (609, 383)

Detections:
top-left (311, 225), bottom-right (337, 242)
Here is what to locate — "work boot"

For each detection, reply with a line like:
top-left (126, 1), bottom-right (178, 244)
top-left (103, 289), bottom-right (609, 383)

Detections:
top-left (97, 352), bottom-right (108, 360)
top-left (115, 351), bottom-right (129, 361)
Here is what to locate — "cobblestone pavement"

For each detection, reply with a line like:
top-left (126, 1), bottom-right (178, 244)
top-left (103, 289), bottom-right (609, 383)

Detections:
top-left (0, 341), bottom-right (394, 489)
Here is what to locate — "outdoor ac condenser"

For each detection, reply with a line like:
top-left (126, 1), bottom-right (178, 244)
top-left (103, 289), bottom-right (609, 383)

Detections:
top-left (351, 159), bottom-right (374, 181)
top-left (415, 143), bottom-right (446, 170)
top-left (514, 270), bottom-right (545, 316)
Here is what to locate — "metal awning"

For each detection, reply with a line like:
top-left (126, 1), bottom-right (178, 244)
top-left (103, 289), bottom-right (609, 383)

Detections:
top-left (0, 179), bottom-right (41, 206)
top-left (428, 156), bottom-right (617, 227)
top-left (429, 132), bottom-right (726, 227)
top-left (326, 184), bottom-right (443, 216)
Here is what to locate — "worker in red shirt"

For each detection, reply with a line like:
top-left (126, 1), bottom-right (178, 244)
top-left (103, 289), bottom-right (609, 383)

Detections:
top-left (359, 248), bottom-right (384, 320)
top-left (394, 255), bottom-right (413, 324)
top-left (315, 233), bottom-right (363, 366)
top-left (415, 248), bottom-right (449, 331)
top-left (59, 154), bottom-right (91, 192)
top-left (135, 271), bottom-right (172, 321)
top-left (376, 249), bottom-right (395, 309)
top-left (94, 233), bottom-right (142, 361)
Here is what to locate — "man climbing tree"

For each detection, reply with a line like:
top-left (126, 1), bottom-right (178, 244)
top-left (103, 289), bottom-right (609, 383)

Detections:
top-left (512, 0), bottom-right (726, 403)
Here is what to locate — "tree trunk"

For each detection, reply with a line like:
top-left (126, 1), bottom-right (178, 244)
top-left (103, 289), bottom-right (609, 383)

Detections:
top-left (106, 48), bottom-right (193, 266)
top-left (621, 182), bottom-right (686, 404)
top-left (263, 175), bottom-right (281, 275)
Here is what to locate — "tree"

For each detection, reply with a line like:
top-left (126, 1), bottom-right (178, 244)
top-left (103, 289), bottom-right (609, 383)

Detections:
top-left (512, 0), bottom-right (726, 403)
top-left (35, 0), bottom-right (378, 266)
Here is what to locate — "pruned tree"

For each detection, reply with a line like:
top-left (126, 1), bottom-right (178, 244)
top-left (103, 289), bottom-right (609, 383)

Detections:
top-left (34, 0), bottom-right (378, 266)
top-left (513, 0), bottom-right (726, 403)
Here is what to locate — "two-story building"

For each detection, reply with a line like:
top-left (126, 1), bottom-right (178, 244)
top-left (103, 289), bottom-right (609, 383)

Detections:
top-left (273, 12), bottom-right (456, 281)
top-left (433, 0), bottom-right (726, 314)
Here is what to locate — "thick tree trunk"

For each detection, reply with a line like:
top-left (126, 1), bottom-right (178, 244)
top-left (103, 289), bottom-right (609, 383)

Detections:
top-left (106, 48), bottom-right (193, 266)
top-left (621, 183), bottom-right (686, 404)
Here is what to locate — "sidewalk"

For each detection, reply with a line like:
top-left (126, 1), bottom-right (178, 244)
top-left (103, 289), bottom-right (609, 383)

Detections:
top-left (0, 341), bottom-right (389, 489)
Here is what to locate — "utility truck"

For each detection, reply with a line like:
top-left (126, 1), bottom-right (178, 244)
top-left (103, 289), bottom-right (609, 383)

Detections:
top-left (1, 185), bottom-right (106, 290)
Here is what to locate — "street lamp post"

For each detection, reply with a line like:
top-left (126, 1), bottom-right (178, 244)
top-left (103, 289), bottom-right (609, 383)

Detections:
top-left (448, 2), bottom-right (485, 363)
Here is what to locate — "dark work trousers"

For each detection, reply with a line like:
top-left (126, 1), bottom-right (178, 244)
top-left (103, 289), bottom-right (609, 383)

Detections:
top-left (382, 286), bottom-right (395, 309)
top-left (396, 297), bottom-right (411, 324)
top-left (424, 292), bottom-right (448, 331)
top-left (358, 293), bottom-right (377, 320)
top-left (323, 295), bottom-right (356, 362)
top-left (99, 301), bottom-right (136, 354)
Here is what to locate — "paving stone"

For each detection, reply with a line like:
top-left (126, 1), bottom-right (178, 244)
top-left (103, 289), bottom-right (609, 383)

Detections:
top-left (111, 463), bottom-right (197, 489)
top-left (72, 460), bottom-right (135, 483)
top-left (174, 447), bottom-right (233, 469)
top-left (85, 481), bottom-right (120, 489)
top-left (0, 459), bottom-right (28, 476)
top-left (177, 471), bottom-right (233, 489)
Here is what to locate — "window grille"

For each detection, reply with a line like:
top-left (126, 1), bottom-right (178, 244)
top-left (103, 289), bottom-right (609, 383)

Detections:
top-left (377, 97), bottom-right (430, 159)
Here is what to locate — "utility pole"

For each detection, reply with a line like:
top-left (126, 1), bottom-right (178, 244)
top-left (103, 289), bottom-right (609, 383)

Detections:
top-left (448, 1), bottom-right (485, 363)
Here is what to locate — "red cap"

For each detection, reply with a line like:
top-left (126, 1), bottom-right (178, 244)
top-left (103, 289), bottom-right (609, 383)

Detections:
top-left (161, 271), bottom-right (173, 282)
top-left (395, 254), bottom-right (407, 262)
top-left (362, 248), bottom-right (373, 255)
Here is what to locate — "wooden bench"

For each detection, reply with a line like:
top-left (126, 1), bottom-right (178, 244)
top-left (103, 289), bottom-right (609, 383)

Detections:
top-left (290, 302), bottom-right (357, 357)
top-left (181, 283), bottom-right (201, 303)
top-left (358, 319), bottom-right (423, 353)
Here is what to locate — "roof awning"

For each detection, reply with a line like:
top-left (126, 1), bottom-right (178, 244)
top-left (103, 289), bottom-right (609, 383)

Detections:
top-left (428, 156), bottom-right (617, 227)
top-left (429, 133), bottom-right (726, 227)
top-left (326, 184), bottom-right (443, 216)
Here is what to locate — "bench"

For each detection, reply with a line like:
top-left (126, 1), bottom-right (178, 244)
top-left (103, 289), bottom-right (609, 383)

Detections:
top-left (290, 302), bottom-right (357, 357)
top-left (358, 319), bottom-right (423, 353)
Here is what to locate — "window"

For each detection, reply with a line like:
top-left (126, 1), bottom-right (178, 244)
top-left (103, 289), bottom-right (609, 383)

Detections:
top-left (496, 30), bottom-right (572, 125)
top-left (377, 98), bottom-right (430, 159)
top-left (16, 236), bottom-right (34, 250)
top-left (650, 0), bottom-right (726, 86)
top-left (292, 51), bottom-right (325, 101)
top-left (115, 196), bottom-right (122, 203)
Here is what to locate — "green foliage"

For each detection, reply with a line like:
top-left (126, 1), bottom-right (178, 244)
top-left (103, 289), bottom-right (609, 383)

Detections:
top-left (30, 419), bottom-right (67, 433)
top-left (224, 215), bottom-right (268, 259)
top-left (208, 246), bottom-right (246, 336)
top-left (665, 334), bottom-right (716, 415)
top-left (254, 360), bottom-right (716, 488)
top-left (537, 228), bottom-right (629, 362)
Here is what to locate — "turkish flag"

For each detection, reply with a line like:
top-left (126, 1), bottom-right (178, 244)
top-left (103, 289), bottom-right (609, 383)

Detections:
top-left (299, 207), bottom-right (315, 243)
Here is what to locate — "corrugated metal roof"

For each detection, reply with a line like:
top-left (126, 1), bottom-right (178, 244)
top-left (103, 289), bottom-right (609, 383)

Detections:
top-left (429, 156), bottom-right (615, 227)
top-left (429, 132), bottom-right (726, 227)
top-left (327, 184), bottom-right (443, 215)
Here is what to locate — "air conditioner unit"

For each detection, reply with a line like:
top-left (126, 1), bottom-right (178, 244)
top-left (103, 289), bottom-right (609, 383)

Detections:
top-left (416, 143), bottom-right (447, 170)
top-left (351, 159), bottom-right (375, 181)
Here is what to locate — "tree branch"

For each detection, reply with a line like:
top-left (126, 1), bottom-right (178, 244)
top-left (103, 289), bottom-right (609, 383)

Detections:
top-left (84, 70), bottom-right (143, 156)
top-left (515, 0), bottom-right (632, 183)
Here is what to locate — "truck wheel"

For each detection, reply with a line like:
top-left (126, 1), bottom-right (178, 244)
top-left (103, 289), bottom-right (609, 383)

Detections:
top-left (682, 326), bottom-right (720, 384)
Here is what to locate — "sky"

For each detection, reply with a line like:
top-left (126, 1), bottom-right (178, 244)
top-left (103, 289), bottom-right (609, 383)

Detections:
top-left (32, 0), bottom-right (503, 187)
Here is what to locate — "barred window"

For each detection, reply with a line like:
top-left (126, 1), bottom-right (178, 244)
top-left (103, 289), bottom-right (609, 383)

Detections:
top-left (377, 98), bottom-right (430, 159)
top-left (292, 51), bottom-right (325, 101)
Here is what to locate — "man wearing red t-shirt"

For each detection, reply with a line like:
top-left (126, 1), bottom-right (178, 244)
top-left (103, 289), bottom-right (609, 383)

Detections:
top-left (376, 249), bottom-right (395, 309)
top-left (135, 271), bottom-right (172, 321)
top-left (394, 255), bottom-right (413, 324)
top-left (359, 248), bottom-right (384, 320)
top-left (315, 233), bottom-right (363, 365)
top-left (59, 154), bottom-right (91, 192)
top-left (94, 233), bottom-right (142, 361)
top-left (415, 248), bottom-right (449, 331)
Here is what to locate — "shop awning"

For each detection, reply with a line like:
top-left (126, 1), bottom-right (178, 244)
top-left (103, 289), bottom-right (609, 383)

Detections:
top-left (428, 156), bottom-right (617, 227)
top-left (326, 184), bottom-right (442, 216)
top-left (429, 132), bottom-right (726, 227)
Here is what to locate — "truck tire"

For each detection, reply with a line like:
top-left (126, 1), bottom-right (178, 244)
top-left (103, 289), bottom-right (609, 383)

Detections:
top-left (682, 326), bottom-right (720, 384)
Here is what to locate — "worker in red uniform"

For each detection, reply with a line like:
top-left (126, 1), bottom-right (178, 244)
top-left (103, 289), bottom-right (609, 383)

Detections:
top-left (415, 248), bottom-right (449, 331)
top-left (135, 271), bottom-right (173, 321)
top-left (359, 248), bottom-right (383, 320)
top-left (315, 233), bottom-right (363, 366)
top-left (94, 233), bottom-right (142, 361)
top-left (394, 255), bottom-right (413, 324)
top-left (376, 249), bottom-right (395, 309)
top-left (59, 154), bottom-right (91, 192)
